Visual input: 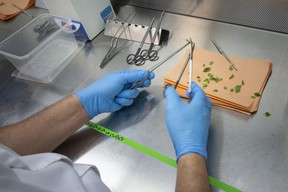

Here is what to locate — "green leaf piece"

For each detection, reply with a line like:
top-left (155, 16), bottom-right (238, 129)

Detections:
top-left (213, 89), bottom-right (218, 92)
top-left (206, 72), bottom-right (222, 83)
top-left (229, 74), bottom-right (234, 79)
top-left (209, 61), bottom-right (214, 65)
top-left (264, 112), bottom-right (271, 117)
top-left (230, 88), bottom-right (234, 92)
top-left (251, 96), bottom-right (256, 99)
top-left (203, 67), bottom-right (211, 72)
top-left (235, 85), bottom-right (241, 93)
top-left (229, 66), bottom-right (233, 71)
top-left (204, 78), bottom-right (210, 84)
top-left (254, 92), bottom-right (261, 97)
top-left (197, 76), bottom-right (201, 79)
top-left (224, 86), bottom-right (228, 90)
top-left (214, 77), bottom-right (220, 82)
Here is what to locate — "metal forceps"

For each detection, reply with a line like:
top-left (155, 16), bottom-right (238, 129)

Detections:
top-left (188, 38), bottom-right (195, 102)
top-left (99, 14), bottom-right (135, 68)
top-left (139, 10), bottom-right (165, 62)
top-left (11, 3), bottom-right (34, 18)
top-left (174, 52), bottom-right (191, 89)
top-left (130, 40), bottom-right (191, 89)
top-left (126, 17), bottom-right (156, 66)
top-left (209, 36), bottom-right (238, 71)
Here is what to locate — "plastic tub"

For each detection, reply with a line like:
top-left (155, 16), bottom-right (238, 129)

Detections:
top-left (0, 14), bottom-right (78, 82)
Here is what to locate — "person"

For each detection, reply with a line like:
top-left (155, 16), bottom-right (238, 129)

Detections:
top-left (165, 83), bottom-right (211, 192)
top-left (0, 69), bottom-right (211, 192)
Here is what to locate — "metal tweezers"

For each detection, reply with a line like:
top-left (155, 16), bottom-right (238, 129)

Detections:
top-left (99, 14), bottom-right (135, 68)
top-left (11, 3), bottom-right (34, 18)
top-left (209, 36), bottom-right (238, 71)
top-left (174, 39), bottom-right (195, 90)
top-left (174, 52), bottom-right (191, 89)
top-left (188, 38), bottom-right (195, 102)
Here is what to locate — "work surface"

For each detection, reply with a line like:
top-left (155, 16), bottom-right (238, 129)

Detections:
top-left (1, 4), bottom-right (288, 192)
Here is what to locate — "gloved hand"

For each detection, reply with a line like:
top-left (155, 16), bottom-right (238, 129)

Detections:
top-left (164, 82), bottom-right (212, 162)
top-left (76, 70), bottom-right (154, 118)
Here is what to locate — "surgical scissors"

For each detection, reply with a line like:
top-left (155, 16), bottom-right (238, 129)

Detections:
top-left (126, 10), bottom-right (165, 66)
top-left (99, 14), bottom-right (135, 68)
top-left (126, 17), bottom-right (156, 66)
top-left (139, 10), bottom-right (165, 62)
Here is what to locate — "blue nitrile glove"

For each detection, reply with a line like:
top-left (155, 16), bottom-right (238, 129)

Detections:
top-left (164, 82), bottom-right (212, 162)
top-left (76, 70), bottom-right (155, 118)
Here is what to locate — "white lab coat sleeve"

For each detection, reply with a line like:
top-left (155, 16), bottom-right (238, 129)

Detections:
top-left (74, 164), bottom-right (111, 192)
top-left (0, 163), bottom-right (50, 192)
top-left (0, 144), bottom-right (110, 192)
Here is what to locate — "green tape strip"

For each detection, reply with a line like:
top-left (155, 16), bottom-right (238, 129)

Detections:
top-left (86, 121), bottom-right (241, 192)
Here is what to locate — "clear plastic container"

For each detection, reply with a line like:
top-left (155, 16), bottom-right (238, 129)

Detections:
top-left (0, 14), bottom-right (78, 83)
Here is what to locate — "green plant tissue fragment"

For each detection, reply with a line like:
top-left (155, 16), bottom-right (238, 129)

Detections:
top-left (229, 74), bottom-right (234, 79)
top-left (235, 85), bottom-right (241, 93)
top-left (264, 112), bottom-right (271, 117)
top-left (204, 78), bottom-right (210, 84)
top-left (203, 67), bottom-right (211, 72)
top-left (254, 92), bottom-right (261, 97)
top-left (208, 73), bottom-right (213, 77)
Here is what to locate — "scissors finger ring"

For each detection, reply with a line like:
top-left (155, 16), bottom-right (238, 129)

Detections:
top-left (134, 55), bottom-right (145, 66)
top-left (126, 54), bottom-right (137, 65)
top-left (148, 50), bottom-right (159, 61)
